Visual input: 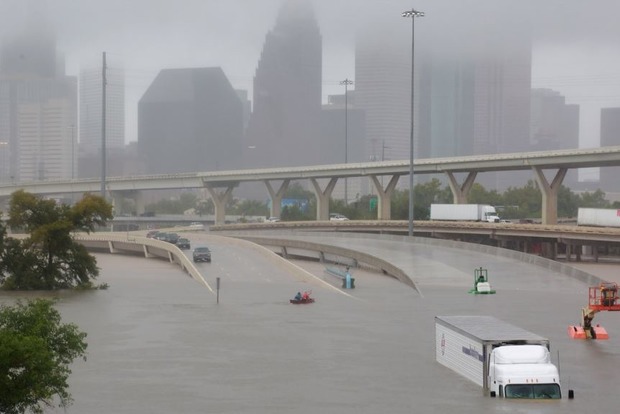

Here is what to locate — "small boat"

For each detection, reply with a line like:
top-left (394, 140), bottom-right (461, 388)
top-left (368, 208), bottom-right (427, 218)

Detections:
top-left (290, 297), bottom-right (315, 304)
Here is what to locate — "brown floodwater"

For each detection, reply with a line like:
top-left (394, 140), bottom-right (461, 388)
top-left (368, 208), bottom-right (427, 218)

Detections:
top-left (3, 233), bottom-right (619, 413)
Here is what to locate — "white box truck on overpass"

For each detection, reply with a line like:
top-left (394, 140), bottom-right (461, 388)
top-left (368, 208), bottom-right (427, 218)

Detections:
top-left (435, 315), bottom-right (572, 399)
top-left (430, 204), bottom-right (500, 222)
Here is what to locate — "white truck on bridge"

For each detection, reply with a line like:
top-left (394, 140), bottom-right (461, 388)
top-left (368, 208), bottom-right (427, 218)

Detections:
top-left (435, 315), bottom-right (571, 399)
top-left (430, 204), bottom-right (500, 223)
top-left (577, 207), bottom-right (620, 227)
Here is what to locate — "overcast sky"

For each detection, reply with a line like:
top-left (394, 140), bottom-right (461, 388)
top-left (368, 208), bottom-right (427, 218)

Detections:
top-left (2, 0), bottom-right (620, 157)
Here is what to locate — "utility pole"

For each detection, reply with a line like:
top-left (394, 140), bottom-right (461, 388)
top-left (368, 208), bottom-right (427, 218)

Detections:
top-left (101, 52), bottom-right (107, 199)
top-left (340, 78), bottom-right (353, 204)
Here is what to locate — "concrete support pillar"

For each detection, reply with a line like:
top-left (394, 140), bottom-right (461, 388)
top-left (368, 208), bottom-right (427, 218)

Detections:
top-left (446, 171), bottom-right (478, 204)
top-left (310, 177), bottom-right (338, 221)
top-left (205, 185), bottom-right (234, 225)
top-left (264, 179), bottom-right (290, 219)
top-left (532, 167), bottom-right (567, 225)
top-left (369, 175), bottom-right (400, 220)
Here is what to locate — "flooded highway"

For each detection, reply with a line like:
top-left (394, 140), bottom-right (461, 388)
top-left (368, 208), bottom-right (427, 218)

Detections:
top-left (3, 233), bottom-right (620, 413)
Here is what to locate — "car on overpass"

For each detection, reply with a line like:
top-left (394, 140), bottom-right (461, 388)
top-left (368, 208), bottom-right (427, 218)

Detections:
top-left (192, 246), bottom-right (211, 263)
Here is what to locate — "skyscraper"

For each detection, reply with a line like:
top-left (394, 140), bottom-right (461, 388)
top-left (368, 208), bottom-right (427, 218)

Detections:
top-left (0, 1), bottom-right (76, 183)
top-left (354, 25), bottom-right (411, 176)
top-left (244, 0), bottom-right (322, 168)
top-left (77, 65), bottom-right (125, 179)
top-left (599, 107), bottom-right (620, 192)
top-left (530, 88), bottom-right (579, 151)
top-left (138, 67), bottom-right (243, 175)
top-left (530, 88), bottom-right (580, 188)
top-left (79, 66), bottom-right (125, 155)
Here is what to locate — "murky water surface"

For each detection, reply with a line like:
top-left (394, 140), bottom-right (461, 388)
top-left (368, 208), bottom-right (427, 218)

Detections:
top-left (2, 235), bottom-right (620, 413)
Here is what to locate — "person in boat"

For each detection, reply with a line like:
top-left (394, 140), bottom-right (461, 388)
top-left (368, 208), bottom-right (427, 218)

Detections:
top-left (294, 292), bottom-right (302, 301)
top-left (302, 291), bottom-right (310, 300)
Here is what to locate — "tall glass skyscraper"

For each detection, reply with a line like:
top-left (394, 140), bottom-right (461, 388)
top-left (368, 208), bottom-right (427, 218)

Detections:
top-left (245, 0), bottom-right (323, 168)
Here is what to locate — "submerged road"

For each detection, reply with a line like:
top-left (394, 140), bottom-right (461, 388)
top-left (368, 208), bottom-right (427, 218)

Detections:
top-left (5, 232), bottom-right (618, 413)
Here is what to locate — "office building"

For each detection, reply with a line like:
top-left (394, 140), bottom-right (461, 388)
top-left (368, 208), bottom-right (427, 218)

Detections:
top-left (599, 107), bottom-right (620, 192)
top-left (79, 66), bottom-right (125, 155)
top-left (529, 88), bottom-right (580, 188)
top-left (138, 67), bottom-right (243, 175)
top-left (354, 25), bottom-right (411, 183)
top-left (0, 4), bottom-right (76, 183)
top-left (244, 0), bottom-right (322, 168)
top-left (321, 92), bottom-right (366, 200)
top-left (78, 65), bottom-right (125, 179)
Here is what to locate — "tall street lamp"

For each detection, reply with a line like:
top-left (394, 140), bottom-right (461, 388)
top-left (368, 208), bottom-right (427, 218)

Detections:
top-left (340, 78), bottom-right (353, 204)
top-left (402, 8), bottom-right (424, 237)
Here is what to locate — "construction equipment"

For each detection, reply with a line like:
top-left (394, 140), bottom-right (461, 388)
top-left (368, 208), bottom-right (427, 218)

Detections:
top-left (568, 282), bottom-right (620, 339)
top-left (468, 267), bottom-right (496, 294)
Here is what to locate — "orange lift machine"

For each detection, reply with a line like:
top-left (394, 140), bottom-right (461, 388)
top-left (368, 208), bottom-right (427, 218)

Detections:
top-left (568, 282), bottom-right (620, 339)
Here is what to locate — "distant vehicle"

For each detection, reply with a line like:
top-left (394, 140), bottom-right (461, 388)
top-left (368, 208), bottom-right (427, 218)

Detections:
top-left (266, 217), bottom-right (280, 222)
top-left (329, 213), bottom-right (349, 221)
top-left (154, 232), bottom-right (170, 241)
top-left (430, 204), bottom-right (500, 223)
top-left (146, 230), bottom-right (159, 238)
top-left (189, 222), bottom-right (205, 230)
top-left (192, 246), bottom-right (211, 263)
top-left (577, 208), bottom-right (620, 227)
top-left (176, 238), bottom-right (191, 250)
top-left (166, 233), bottom-right (180, 244)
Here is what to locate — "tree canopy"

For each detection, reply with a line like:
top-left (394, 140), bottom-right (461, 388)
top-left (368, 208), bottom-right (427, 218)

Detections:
top-left (0, 299), bottom-right (87, 414)
top-left (0, 191), bottom-right (113, 290)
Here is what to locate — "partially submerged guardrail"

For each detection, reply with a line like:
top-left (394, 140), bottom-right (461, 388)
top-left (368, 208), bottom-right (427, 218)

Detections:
top-left (73, 232), bottom-right (213, 292)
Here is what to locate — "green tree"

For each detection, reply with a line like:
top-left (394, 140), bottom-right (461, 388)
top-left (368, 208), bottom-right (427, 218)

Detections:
top-left (468, 183), bottom-right (503, 206)
top-left (557, 185), bottom-right (580, 218)
top-left (1, 191), bottom-right (113, 290)
top-left (414, 178), bottom-right (451, 207)
top-left (0, 299), bottom-right (87, 414)
top-left (502, 181), bottom-right (542, 218)
top-left (579, 189), bottom-right (609, 208)
top-left (390, 189), bottom-right (409, 219)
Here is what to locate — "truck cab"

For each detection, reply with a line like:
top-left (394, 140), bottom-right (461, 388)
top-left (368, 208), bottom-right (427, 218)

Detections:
top-left (481, 205), bottom-right (500, 223)
top-left (488, 345), bottom-right (561, 399)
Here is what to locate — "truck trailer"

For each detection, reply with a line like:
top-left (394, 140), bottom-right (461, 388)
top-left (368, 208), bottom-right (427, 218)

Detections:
top-left (430, 204), bottom-right (500, 222)
top-left (577, 207), bottom-right (620, 227)
top-left (435, 315), bottom-right (570, 399)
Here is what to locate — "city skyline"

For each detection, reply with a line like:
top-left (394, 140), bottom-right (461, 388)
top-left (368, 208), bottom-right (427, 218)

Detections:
top-left (0, 0), bottom-right (620, 146)
top-left (0, 0), bottom-right (617, 152)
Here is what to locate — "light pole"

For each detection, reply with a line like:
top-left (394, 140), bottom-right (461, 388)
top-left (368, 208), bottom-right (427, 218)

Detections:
top-left (402, 8), bottom-right (424, 237)
top-left (340, 78), bottom-right (353, 204)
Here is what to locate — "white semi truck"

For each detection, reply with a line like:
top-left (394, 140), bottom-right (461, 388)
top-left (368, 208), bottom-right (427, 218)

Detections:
top-left (435, 315), bottom-right (572, 399)
top-left (430, 204), bottom-right (500, 222)
top-left (577, 207), bottom-right (620, 227)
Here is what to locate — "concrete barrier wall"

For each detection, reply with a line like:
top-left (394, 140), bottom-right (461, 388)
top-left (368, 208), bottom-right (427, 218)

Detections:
top-left (72, 230), bottom-right (603, 291)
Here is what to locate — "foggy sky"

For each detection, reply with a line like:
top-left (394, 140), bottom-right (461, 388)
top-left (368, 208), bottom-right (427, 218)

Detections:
top-left (1, 0), bottom-right (619, 154)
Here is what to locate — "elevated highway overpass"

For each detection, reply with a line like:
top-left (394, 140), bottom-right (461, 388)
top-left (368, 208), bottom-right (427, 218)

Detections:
top-left (2, 146), bottom-right (620, 225)
top-left (210, 220), bottom-right (620, 263)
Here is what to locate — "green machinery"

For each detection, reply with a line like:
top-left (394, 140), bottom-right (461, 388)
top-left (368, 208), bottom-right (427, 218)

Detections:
top-left (468, 267), bottom-right (496, 294)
